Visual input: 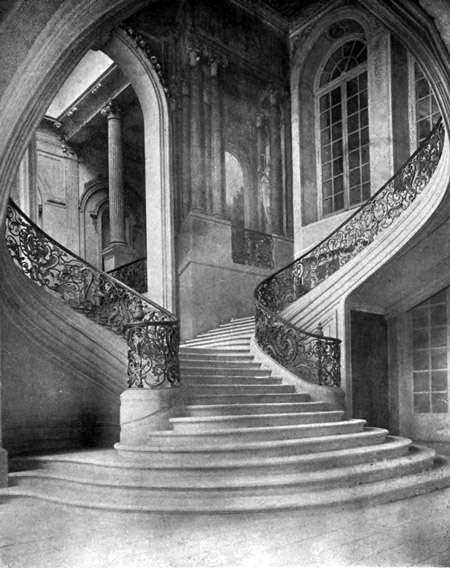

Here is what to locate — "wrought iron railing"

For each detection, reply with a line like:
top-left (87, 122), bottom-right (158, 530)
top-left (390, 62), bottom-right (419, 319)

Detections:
top-left (5, 200), bottom-right (180, 389)
top-left (255, 120), bottom-right (445, 387)
top-left (232, 227), bottom-right (274, 269)
top-left (107, 257), bottom-right (147, 294)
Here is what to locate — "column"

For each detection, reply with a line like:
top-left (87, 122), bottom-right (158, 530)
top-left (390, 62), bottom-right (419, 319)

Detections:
top-left (269, 90), bottom-right (284, 236)
top-left (189, 49), bottom-right (205, 212)
top-left (62, 142), bottom-right (80, 255)
top-left (256, 113), bottom-right (266, 232)
top-left (181, 77), bottom-right (191, 218)
top-left (203, 63), bottom-right (212, 214)
top-left (210, 60), bottom-right (225, 218)
top-left (284, 98), bottom-right (293, 238)
top-left (101, 100), bottom-right (132, 270)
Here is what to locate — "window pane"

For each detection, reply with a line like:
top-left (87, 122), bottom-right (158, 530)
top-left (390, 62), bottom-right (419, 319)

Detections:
top-left (334, 192), bottom-right (344, 211)
top-left (333, 158), bottom-right (343, 176)
top-left (349, 169), bottom-right (360, 188)
top-left (332, 122), bottom-right (342, 140)
top-left (331, 87), bottom-right (341, 106)
top-left (347, 77), bottom-right (359, 97)
top-left (414, 372), bottom-right (430, 392)
top-left (416, 77), bottom-right (430, 100)
top-left (332, 141), bottom-right (343, 158)
top-left (348, 113), bottom-right (359, 133)
top-left (349, 150), bottom-right (360, 170)
top-left (348, 132), bottom-right (360, 151)
top-left (347, 95), bottom-right (359, 116)
top-left (431, 393), bottom-right (448, 413)
top-left (414, 393), bottom-right (430, 413)
top-left (320, 112), bottom-right (331, 129)
top-left (432, 371), bottom-right (447, 392)
top-left (349, 186), bottom-right (360, 206)
top-left (320, 93), bottom-right (330, 113)
top-left (322, 144), bottom-right (332, 162)
top-left (362, 183), bottom-right (371, 200)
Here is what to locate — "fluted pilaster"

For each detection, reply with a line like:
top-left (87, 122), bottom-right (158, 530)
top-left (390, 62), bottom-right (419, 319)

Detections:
top-left (62, 142), bottom-right (80, 255)
top-left (189, 50), bottom-right (205, 212)
top-left (210, 60), bottom-right (226, 218)
top-left (269, 90), bottom-right (284, 236)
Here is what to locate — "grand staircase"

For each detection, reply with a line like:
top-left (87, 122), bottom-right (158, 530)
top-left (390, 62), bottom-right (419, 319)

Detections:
top-left (6, 316), bottom-right (450, 512)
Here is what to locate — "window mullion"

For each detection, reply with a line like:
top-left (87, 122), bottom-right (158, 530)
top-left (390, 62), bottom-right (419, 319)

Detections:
top-left (342, 82), bottom-right (350, 210)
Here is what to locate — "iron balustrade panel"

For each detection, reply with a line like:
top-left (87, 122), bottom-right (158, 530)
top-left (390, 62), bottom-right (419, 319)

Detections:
top-left (232, 227), bottom-right (274, 270)
top-left (126, 321), bottom-right (180, 388)
top-left (5, 200), bottom-right (180, 388)
top-left (107, 257), bottom-right (147, 294)
top-left (255, 120), bottom-right (445, 387)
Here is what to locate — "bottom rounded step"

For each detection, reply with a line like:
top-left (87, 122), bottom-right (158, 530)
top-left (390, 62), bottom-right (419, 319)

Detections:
top-left (2, 448), bottom-right (450, 513)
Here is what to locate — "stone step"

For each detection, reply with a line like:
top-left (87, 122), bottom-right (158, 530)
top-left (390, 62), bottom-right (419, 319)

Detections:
top-left (115, 427), bottom-right (389, 464)
top-left (182, 376), bottom-right (281, 386)
top-left (185, 401), bottom-right (330, 416)
top-left (9, 437), bottom-right (411, 482)
top-left (170, 410), bottom-right (345, 432)
top-left (180, 361), bottom-right (263, 371)
top-left (180, 343), bottom-right (251, 351)
top-left (187, 383), bottom-right (296, 395)
top-left (194, 327), bottom-right (255, 339)
top-left (181, 366), bottom-right (272, 377)
top-left (143, 419), bottom-right (368, 445)
top-left (179, 347), bottom-right (253, 357)
top-left (187, 393), bottom-right (311, 404)
top-left (182, 339), bottom-right (252, 349)
top-left (5, 446), bottom-right (440, 512)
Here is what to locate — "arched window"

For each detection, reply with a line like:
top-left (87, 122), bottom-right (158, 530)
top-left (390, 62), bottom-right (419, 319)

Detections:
top-left (317, 39), bottom-right (370, 216)
top-left (410, 59), bottom-right (441, 149)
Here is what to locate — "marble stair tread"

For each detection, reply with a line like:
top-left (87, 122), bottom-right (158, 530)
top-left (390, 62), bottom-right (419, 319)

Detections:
top-left (170, 410), bottom-right (346, 431)
top-left (184, 401), bottom-right (330, 416)
top-left (6, 445), bottom-right (435, 493)
top-left (5, 451), bottom-right (448, 512)
top-left (114, 428), bottom-right (389, 464)
top-left (181, 377), bottom-right (283, 385)
top-left (181, 368), bottom-right (273, 377)
top-left (187, 393), bottom-right (312, 404)
top-left (138, 419), bottom-right (368, 444)
top-left (8, 438), bottom-right (413, 486)
top-left (179, 347), bottom-right (254, 356)
top-left (188, 382), bottom-right (295, 391)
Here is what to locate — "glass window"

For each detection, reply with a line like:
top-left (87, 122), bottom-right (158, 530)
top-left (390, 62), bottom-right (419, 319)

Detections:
top-left (412, 61), bottom-right (441, 148)
top-left (317, 40), bottom-right (370, 217)
top-left (411, 289), bottom-right (449, 414)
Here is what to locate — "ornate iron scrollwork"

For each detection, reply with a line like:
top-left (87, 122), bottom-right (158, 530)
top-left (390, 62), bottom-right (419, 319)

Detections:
top-left (255, 120), bottom-right (445, 387)
top-left (5, 200), bottom-right (180, 388)
top-left (232, 227), bottom-right (274, 270)
top-left (107, 257), bottom-right (147, 295)
top-left (125, 321), bottom-right (180, 388)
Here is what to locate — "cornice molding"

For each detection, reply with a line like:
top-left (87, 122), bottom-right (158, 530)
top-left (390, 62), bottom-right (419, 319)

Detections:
top-left (119, 22), bottom-right (170, 98)
top-left (228, 0), bottom-right (288, 33)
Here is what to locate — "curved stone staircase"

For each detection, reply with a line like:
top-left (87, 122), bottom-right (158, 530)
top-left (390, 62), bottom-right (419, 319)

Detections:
top-left (6, 317), bottom-right (450, 512)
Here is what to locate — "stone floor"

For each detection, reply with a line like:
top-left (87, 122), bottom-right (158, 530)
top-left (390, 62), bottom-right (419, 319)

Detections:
top-left (1, 486), bottom-right (450, 568)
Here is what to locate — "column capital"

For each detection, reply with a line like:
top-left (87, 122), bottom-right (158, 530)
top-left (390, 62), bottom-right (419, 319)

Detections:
top-left (256, 113), bottom-right (266, 128)
top-left (189, 48), bottom-right (202, 68)
top-left (61, 140), bottom-right (77, 159)
top-left (101, 100), bottom-right (122, 120)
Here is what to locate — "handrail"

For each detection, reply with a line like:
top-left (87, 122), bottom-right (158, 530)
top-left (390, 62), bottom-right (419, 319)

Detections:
top-left (5, 199), bottom-right (180, 389)
top-left (107, 256), bottom-right (147, 294)
top-left (255, 120), bottom-right (446, 387)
